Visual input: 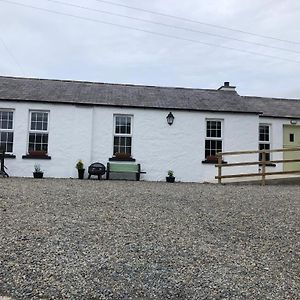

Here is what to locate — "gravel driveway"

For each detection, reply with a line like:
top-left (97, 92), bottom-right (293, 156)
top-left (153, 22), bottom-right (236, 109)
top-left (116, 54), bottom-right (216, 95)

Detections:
top-left (0, 178), bottom-right (299, 299)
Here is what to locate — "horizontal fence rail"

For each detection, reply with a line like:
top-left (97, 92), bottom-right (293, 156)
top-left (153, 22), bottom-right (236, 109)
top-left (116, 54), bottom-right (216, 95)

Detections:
top-left (215, 147), bottom-right (300, 185)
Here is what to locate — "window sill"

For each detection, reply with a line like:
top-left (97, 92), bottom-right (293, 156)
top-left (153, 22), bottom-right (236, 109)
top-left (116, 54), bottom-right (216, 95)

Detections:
top-left (259, 163), bottom-right (276, 167)
top-left (202, 160), bottom-right (227, 164)
top-left (109, 157), bottom-right (136, 162)
top-left (22, 154), bottom-right (51, 160)
top-left (2, 154), bottom-right (16, 159)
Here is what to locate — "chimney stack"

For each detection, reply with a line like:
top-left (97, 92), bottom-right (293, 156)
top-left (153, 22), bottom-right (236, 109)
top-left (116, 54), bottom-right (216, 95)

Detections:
top-left (218, 82), bottom-right (236, 91)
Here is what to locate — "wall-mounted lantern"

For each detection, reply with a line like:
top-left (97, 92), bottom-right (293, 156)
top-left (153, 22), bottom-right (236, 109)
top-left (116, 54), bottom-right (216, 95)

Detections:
top-left (290, 120), bottom-right (297, 125)
top-left (166, 112), bottom-right (174, 126)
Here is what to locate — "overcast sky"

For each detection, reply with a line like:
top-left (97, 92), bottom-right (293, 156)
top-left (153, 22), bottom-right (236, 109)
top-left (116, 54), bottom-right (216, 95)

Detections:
top-left (0, 0), bottom-right (300, 98)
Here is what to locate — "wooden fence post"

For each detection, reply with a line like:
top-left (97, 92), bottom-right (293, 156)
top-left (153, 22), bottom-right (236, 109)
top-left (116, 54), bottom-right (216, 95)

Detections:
top-left (261, 151), bottom-right (266, 186)
top-left (217, 153), bottom-right (222, 184)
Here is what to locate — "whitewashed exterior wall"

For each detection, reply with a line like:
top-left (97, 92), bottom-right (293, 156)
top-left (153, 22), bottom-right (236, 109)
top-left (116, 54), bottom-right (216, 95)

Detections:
top-left (1, 99), bottom-right (290, 182)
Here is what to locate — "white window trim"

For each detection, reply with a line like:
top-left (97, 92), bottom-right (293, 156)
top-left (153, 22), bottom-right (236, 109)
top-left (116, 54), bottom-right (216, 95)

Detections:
top-left (112, 114), bottom-right (133, 155)
top-left (205, 119), bottom-right (223, 140)
top-left (27, 110), bottom-right (50, 154)
top-left (0, 109), bottom-right (14, 153)
top-left (259, 123), bottom-right (272, 160)
top-left (113, 114), bottom-right (133, 137)
top-left (205, 119), bottom-right (224, 158)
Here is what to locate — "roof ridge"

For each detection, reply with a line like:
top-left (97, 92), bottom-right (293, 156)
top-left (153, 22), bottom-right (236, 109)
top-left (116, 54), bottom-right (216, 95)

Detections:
top-left (0, 75), bottom-right (225, 93)
top-left (242, 95), bottom-right (300, 102)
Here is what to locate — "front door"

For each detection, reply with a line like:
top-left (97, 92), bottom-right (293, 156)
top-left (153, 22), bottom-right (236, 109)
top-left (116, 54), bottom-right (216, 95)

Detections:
top-left (283, 125), bottom-right (300, 171)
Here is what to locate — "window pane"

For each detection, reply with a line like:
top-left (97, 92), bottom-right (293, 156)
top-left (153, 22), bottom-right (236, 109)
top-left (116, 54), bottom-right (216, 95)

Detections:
top-left (28, 133), bottom-right (48, 153)
top-left (119, 146), bottom-right (126, 153)
top-left (42, 121), bottom-right (48, 131)
top-left (114, 116), bottom-right (132, 156)
top-left (206, 120), bottom-right (221, 138)
top-left (6, 142), bottom-right (13, 153)
top-left (205, 139), bottom-right (222, 158)
top-left (31, 112), bottom-right (48, 131)
top-left (113, 136), bottom-right (132, 155)
top-left (259, 143), bottom-right (270, 161)
top-left (36, 121), bottom-right (43, 131)
top-left (0, 131), bottom-right (14, 152)
top-left (42, 134), bottom-right (48, 143)
top-left (37, 113), bottom-right (43, 122)
top-left (113, 146), bottom-right (118, 154)
top-left (1, 120), bottom-right (8, 130)
top-left (29, 134), bottom-right (35, 143)
top-left (115, 116), bottom-right (131, 135)
top-left (7, 132), bottom-right (13, 143)
top-left (0, 111), bottom-right (13, 129)
top-left (126, 137), bottom-right (132, 146)
top-left (35, 143), bottom-right (42, 151)
top-left (259, 125), bottom-right (270, 142)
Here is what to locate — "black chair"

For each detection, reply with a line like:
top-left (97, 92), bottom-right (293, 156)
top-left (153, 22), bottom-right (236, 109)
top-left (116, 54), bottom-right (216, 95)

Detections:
top-left (88, 162), bottom-right (106, 180)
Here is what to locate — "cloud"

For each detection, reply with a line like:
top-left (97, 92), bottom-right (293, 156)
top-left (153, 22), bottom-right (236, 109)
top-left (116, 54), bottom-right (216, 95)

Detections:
top-left (0, 0), bottom-right (299, 99)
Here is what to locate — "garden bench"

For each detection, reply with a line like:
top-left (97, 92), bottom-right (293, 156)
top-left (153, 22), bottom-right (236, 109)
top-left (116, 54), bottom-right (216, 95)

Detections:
top-left (106, 162), bottom-right (146, 181)
top-left (88, 162), bottom-right (106, 180)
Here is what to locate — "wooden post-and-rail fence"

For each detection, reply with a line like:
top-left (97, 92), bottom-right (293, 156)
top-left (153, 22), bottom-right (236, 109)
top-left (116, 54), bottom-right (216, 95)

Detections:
top-left (215, 147), bottom-right (300, 185)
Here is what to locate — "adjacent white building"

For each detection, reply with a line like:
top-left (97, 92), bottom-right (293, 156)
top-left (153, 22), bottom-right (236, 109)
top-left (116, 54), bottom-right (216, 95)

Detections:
top-left (0, 76), bottom-right (299, 182)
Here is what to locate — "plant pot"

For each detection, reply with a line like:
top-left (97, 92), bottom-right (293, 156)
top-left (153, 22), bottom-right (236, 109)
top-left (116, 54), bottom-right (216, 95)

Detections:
top-left (166, 176), bottom-right (175, 183)
top-left (78, 169), bottom-right (85, 179)
top-left (33, 172), bottom-right (43, 178)
top-left (114, 152), bottom-right (131, 160)
top-left (29, 150), bottom-right (47, 157)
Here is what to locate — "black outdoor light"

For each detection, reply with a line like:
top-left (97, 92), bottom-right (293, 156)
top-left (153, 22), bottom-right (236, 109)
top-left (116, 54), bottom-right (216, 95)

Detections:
top-left (166, 112), bottom-right (174, 126)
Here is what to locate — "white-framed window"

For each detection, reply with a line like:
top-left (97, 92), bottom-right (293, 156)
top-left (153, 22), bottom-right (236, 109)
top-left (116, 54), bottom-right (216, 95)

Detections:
top-left (113, 115), bottom-right (132, 155)
top-left (28, 111), bottom-right (49, 153)
top-left (259, 124), bottom-right (271, 161)
top-left (205, 119), bottom-right (223, 159)
top-left (0, 110), bottom-right (14, 153)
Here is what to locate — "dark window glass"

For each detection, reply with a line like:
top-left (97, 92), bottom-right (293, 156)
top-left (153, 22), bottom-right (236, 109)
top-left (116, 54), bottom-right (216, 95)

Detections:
top-left (114, 116), bottom-right (132, 156)
top-left (0, 131), bottom-right (14, 152)
top-left (259, 125), bottom-right (270, 142)
top-left (205, 139), bottom-right (222, 158)
top-left (259, 125), bottom-right (271, 161)
top-left (290, 134), bottom-right (294, 142)
top-left (206, 121), bottom-right (222, 138)
top-left (31, 112), bottom-right (48, 131)
top-left (0, 111), bottom-right (14, 152)
top-left (28, 133), bottom-right (48, 153)
top-left (259, 143), bottom-right (270, 161)
top-left (115, 116), bottom-right (131, 135)
top-left (0, 111), bottom-right (13, 130)
top-left (205, 120), bottom-right (222, 159)
top-left (113, 136), bottom-right (132, 155)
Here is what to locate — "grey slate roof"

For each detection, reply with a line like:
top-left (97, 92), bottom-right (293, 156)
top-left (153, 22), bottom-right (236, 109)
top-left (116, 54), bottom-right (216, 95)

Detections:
top-left (241, 96), bottom-right (300, 118)
top-left (0, 76), bottom-right (299, 118)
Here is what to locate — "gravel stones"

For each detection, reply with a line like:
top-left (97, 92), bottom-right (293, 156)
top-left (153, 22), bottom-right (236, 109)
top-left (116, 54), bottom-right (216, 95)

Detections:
top-left (0, 178), bottom-right (299, 299)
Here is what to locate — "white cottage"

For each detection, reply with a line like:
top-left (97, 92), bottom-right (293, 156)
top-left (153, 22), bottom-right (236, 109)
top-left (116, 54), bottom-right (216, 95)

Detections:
top-left (0, 76), bottom-right (299, 182)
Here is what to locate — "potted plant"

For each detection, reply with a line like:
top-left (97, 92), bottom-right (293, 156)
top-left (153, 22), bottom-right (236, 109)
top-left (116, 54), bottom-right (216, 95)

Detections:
top-left (114, 152), bottom-right (131, 160)
top-left (76, 160), bottom-right (85, 179)
top-left (206, 155), bottom-right (218, 163)
top-left (166, 170), bottom-right (175, 183)
top-left (33, 164), bottom-right (44, 178)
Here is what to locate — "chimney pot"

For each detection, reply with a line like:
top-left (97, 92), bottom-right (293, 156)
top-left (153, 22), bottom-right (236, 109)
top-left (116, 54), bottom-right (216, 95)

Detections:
top-left (218, 81), bottom-right (236, 92)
